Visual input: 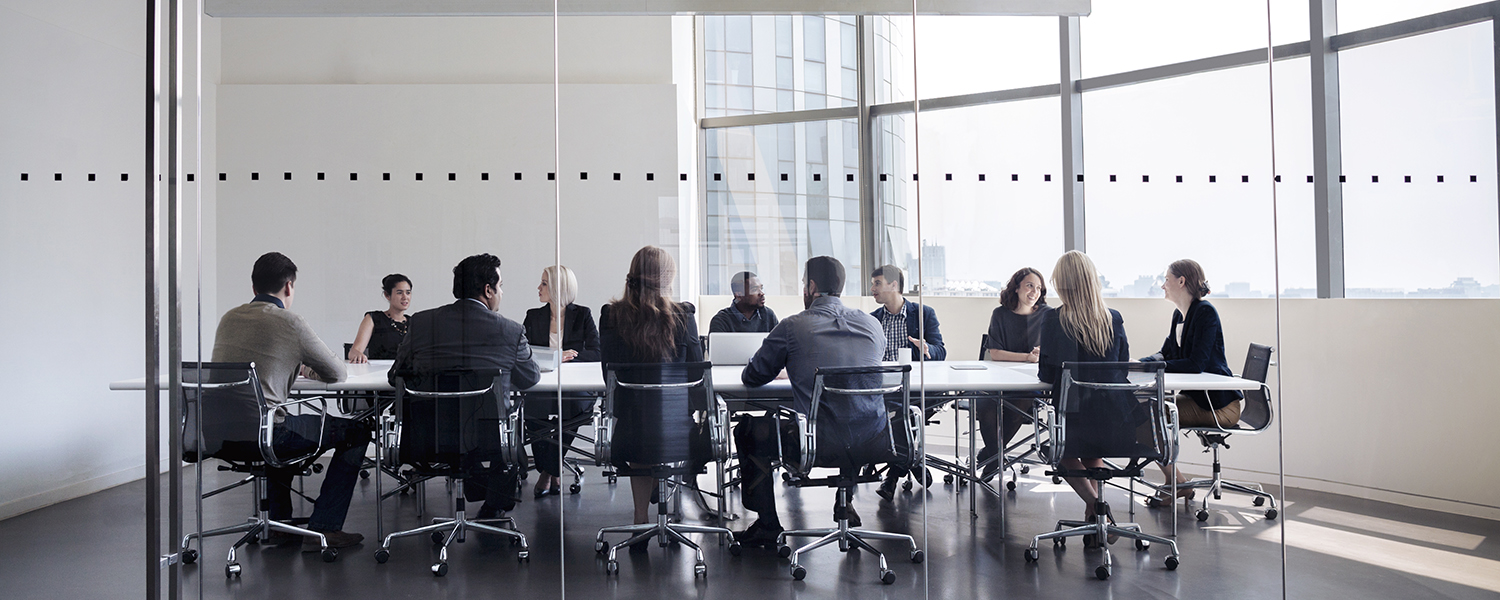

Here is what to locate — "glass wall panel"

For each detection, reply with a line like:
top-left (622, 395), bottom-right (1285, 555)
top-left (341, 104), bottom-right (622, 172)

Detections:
top-left (1080, 0), bottom-right (1309, 77)
top-left (1338, 22), bottom-right (1498, 297)
top-left (1336, 0), bottom-right (1484, 33)
top-left (703, 15), bottom-right (858, 117)
top-left (913, 16), bottom-right (1058, 99)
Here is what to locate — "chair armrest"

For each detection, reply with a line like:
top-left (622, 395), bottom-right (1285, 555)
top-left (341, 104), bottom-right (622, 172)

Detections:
top-left (260, 397), bottom-right (329, 469)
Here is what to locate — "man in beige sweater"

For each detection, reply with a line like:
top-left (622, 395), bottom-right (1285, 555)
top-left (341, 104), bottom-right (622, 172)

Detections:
top-left (211, 252), bottom-right (368, 550)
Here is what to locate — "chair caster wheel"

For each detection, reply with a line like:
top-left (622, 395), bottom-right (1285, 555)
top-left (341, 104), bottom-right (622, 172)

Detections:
top-left (694, 562), bottom-right (707, 577)
top-left (1020, 466), bottom-right (1030, 474)
top-left (374, 549), bottom-right (390, 563)
top-left (311, 463), bottom-right (323, 474)
top-left (225, 563), bottom-right (241, 578)
top-left (943, 474), bottom-right (954, 485)
top-left (781, 472), bottom-right (791, 482)
top-left (595, 540), bottom-right (608, 553)
top-left (1196, 509), bottom-right (1210, 522)
top-left (1006, 481), bottom-right (1017, 491)
top-left (880, 569), bottom-right (896, 585)
top-left (777, 545), bottom-right (792, 559)
top-left (1135, 539), bottom-right (1150, 551)
top-left (431, 562), bottom-right (447, 577)
top-left (519, 471), bottom-right (528, 481)
top-left (910, 549), bottom-right (924, 563)
top-left (321, 548), bottom-right (337, 563)
top-left (1024, 547), bottom-right (1039, 562)
top-left (1051, 476), bottom-right (1062, 484)
top-left (1053, 537), bottom-right (1065, 548)
top-left (1095, 565), bottom-right (1111, 580)
top-left (728, 542), bottom-right (742, 556)
top-left (181, 549), bottom-right (198, 565)
top-left (432, 531), bottom-right (446, 544)
top-left (790, 564), bottom-right (806, 580)
top-left (902, 480), bottom-right (913, 492)
top-left (518, 550), bottom-right (530, 562)
top-left (1253, 496), bottom-right (1266, 507)
top-left (1166, 555), bottom-right (1180, 570)
top-left (510, 535), bottom-right (523, 546)
top-left (605, 560), bottom-right (619, 575)
top-left (360, 470), bottom-right (370, 480)
top-left (1265, 508), bottom-right (1278, 520)
top-left (608, 475), bottom-right (618, 485)
top-left (570, 483), bottom-right (581, 494)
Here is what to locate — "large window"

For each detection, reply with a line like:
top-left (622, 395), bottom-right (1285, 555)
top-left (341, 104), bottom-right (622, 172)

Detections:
top-left (702, 15), bottom-right (857, 118)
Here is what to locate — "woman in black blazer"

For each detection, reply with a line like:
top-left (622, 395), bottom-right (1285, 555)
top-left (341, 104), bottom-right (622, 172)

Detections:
top-left (523, 265), bottom-right (601, 497)
top-left (598, 247), bottom-right (702, 536)
top-left (1139, 259), bottom-right (1243, 509)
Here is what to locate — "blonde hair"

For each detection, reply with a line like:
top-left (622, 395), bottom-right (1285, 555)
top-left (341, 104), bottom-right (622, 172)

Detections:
top-left (543, 264), bottom-right (578, 308)
top-left (1051, 251), bottom-right (1115, 357)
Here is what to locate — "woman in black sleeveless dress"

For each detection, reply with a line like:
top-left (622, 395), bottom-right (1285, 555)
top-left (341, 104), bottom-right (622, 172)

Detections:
top-left (348, 274), bottom-right (412, 362)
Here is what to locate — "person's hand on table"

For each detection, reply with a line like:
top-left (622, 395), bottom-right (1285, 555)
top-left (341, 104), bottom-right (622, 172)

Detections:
top-left (908, 336), bottom-right (931, 359)
top-left (561, 349), bottom-right (579, 362)
top-left (347, 348), bottom-right (368, 364)
top-left (1027, 346), bottom-right (1040, 363)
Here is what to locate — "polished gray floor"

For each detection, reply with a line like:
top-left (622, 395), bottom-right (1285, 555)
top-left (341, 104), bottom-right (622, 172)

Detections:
top-left (2, 462), bottom-right (1497, 599)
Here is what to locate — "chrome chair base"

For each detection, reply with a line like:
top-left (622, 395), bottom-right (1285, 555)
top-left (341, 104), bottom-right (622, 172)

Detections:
top-left (179, 477), bottom-right (337, 577)
top-left (1025, 501), bottom-right (1180, 580)
top-left (1176, 441), bottom-right (1279, 521)
top-left (774, 488), bottom-right (923, 585)
top-left (375, 481), bottom-right (529, 576)
top-left (595, 479), bottom-right (736, 577)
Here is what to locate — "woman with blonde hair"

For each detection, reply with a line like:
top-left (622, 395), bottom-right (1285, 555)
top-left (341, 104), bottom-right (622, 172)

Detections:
top-left (523, 264), bottom-right (600, 497)
top-left (597, 247), bottom-right (702, 539)
top-left (1037, 251), bottom-right (1131, 540)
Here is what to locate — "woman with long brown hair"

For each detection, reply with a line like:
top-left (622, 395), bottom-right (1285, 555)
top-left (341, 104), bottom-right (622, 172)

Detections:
top-left (1037, 251), bottom-right (1131, 540)
top-left (597, 246), bottom-right (702, 536)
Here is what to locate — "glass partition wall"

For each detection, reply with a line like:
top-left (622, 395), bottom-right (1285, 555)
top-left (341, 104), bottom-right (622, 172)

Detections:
top-left (137, 2), bottom-right (1500, 599)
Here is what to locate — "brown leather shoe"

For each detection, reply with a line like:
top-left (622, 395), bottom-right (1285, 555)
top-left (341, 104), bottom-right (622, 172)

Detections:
top-left (302, 530), bottom-right (364, 551)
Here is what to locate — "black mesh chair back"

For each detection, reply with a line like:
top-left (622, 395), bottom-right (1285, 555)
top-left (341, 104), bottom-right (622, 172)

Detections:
top-left (1053, 361), bottom-right (1170, 475)
top-left (805, 365), bottom-right (910, 472)
top-left (598, 361), bottom-right (715, 471)
top-left (181, 362), bottom-right (266, 463)
top-left (1238, 344), bottom-right (1274, 431)
top-left (978, 334), bottom-right (991, 360)
top-left (396, 369), bottom-right (515, 471)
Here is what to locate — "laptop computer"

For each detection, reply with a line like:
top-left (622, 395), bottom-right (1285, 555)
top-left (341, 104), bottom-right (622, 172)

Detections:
top-left (530, 345), bottom-right (559, 373)
top-left (707, 332), bottom-right (769, 366)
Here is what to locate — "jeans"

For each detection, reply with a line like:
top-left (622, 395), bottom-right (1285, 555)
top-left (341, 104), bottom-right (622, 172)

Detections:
top-left (266, 414), bottom-right (370, 532)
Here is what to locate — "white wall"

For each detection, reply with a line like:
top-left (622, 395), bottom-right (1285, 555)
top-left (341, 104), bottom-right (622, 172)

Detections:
top-left (0, 0), bottom-right (217, 519)
top-left (704, 294), bottom-right (1500, 519)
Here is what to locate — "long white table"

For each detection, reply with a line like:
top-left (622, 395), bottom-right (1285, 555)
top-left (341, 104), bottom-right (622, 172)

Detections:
top-left (111, 360), bottom-right (1261, 395)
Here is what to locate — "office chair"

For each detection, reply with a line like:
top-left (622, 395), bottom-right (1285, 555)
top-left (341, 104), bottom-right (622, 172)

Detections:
top-left (775, 364), bottom-right (925, 585)
top-left (1024, 361), bottom-right (1182, 580)
top-left (593, 361), bottom-right (737, 576)
top-left (975, 334), bottom-right (1053, 492)
top-left (374, 370), bottom-right (529, 576)
top-left (523, 392), bottom-right (599, 495)
top-left (178, 362), bottom-right (341, 578)
top-left (1177, 343), bottom-right (1279, 521)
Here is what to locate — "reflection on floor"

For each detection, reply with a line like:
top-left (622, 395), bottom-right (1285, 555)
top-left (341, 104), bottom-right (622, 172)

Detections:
top-left (1, 462), bottom-right (1497, 599)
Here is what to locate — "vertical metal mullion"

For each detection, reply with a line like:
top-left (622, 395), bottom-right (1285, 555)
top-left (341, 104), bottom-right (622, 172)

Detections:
top-left (1493, 6), bottom-right (1500, 280)
top-left (1059, 16), bottom-right (1086, 253)
top-left (166, 0), bottom-right (183, 596)
top-left (145, 0), bottom-right (162, 597)
top-left (1311, 0), bottom-right (1346, 298)
top-left (857, 16), bottom-right (877, 295)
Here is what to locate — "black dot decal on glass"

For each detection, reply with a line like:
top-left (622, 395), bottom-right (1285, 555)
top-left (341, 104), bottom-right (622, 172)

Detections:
top-left (415, 173), bottom-right (423, 181)
top-left (481, 173), bottom-right (489, 181)
top-left (912, 174), bottom-right (919, 181)
top-left (349, 173), bottom-right (357, 181)
top-left (814, 174), bottom-right (822, 181)
top-left (1175, 175), bottom-right (1183, 183)
top-left (1209, 175), bottom-right (1217, 183)
top-left (54, 173), bottom-right (62, 181)
top-left (747, 173), bottom-right (755, 181)
top-left (1339, 175), bottom-right (1346, 183)
top-left (19, 173), bottom-right (26, 181)
top-left (283, 172), bottom-right (291, 180)
top-left (548, 173), bottom-right (555, 181)
top-left (1274, 175), bottom-right (1281, 182)
top-left (712, 173), bottom-right (721, 181)
top-left (1372, 175), bottom-right (1379, 183)
top-left (316, 172), bottom-right (324, 181)
top-left (186, 174), bottom-right (194, 182)
top-left (1404, 175), bottom-right (1411, 183)
top-left (1043, 174), bottom-right (1051, 182)
top-left (680, 173), bottom-right (687, 181)
top-left (880, 174), bottom-right (887, 182)
top-left (781, 173), bottom-right (789, 181)
top-left (383, 173), bottom-right (391, 181)
top-left (515, 173), bottom-right (522, 180)
top-left (88, 173), bottom-right (96, 181)
top-left (1011, 174), bottom-right (1018, 181)
top-left (580, 172), bottom-right (588, 180)
top-left (1141, 175), bottom-right (1149, 183)
top-left (847, 174), bottom-right (855, 182)
top-left (646, 173), bottom-right (654, 181)
top-left (1109, 174), bottom-right (1117, 182)
top-left (1438, 175), bottom-right (1445, 183)
top-left (1242, 175), bottom-right (1249, 183)
top-left (1306, 175), bottom-right (1313, 183)
top-left (121, 174), bottom-right (129, 181)
top-left (251, 173), bottom-right (259, 181)
top-left (448, 173), bottom-right (456, 181)
top-left (945, 173), bottom-right (952, 181)
top-left (978, 174), bottom-right (986, 181)
top-left (1471, 175), bottom-right (1478, 182)
top-left (613, 173), bottom-right (620, 181)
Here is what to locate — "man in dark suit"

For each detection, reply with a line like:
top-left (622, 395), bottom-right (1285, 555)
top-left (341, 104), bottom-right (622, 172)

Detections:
top-left (389, 253), bottom-right (541, 518)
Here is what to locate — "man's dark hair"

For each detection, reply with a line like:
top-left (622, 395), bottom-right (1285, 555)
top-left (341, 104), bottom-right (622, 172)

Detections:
top-left (251, 252), bottom-right (298, 295)
top-left (730, 271), bottom-right (757, 296)
top-left (871, 264), bottom-right (904, 293)
top-left (452, 253), bottom-right (502, 300)
top-left (805, 256), bottom-right (845, 297)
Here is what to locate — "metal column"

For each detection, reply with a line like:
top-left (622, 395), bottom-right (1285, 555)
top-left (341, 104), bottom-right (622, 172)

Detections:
top-left (1059, 16), bottom-right (1086, 253)
top-left (1310, 0), bottom-right (1346, 298)
top-left (858, 16), bottom-right (878, 295)
top-left (144, 0), bottom-right (162, 597)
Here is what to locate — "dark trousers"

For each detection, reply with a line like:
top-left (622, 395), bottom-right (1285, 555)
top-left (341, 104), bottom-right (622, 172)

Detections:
top-left (733, 415), bottom-right (799, 517)
top-left (524, 396), bottom-right (596, 478)
top-left (973, 395), bottom-right (1035, 463)
top-left (461, 454), bottom-right (520, 512)
top-left (267, 414), bottom-right (370, 532)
